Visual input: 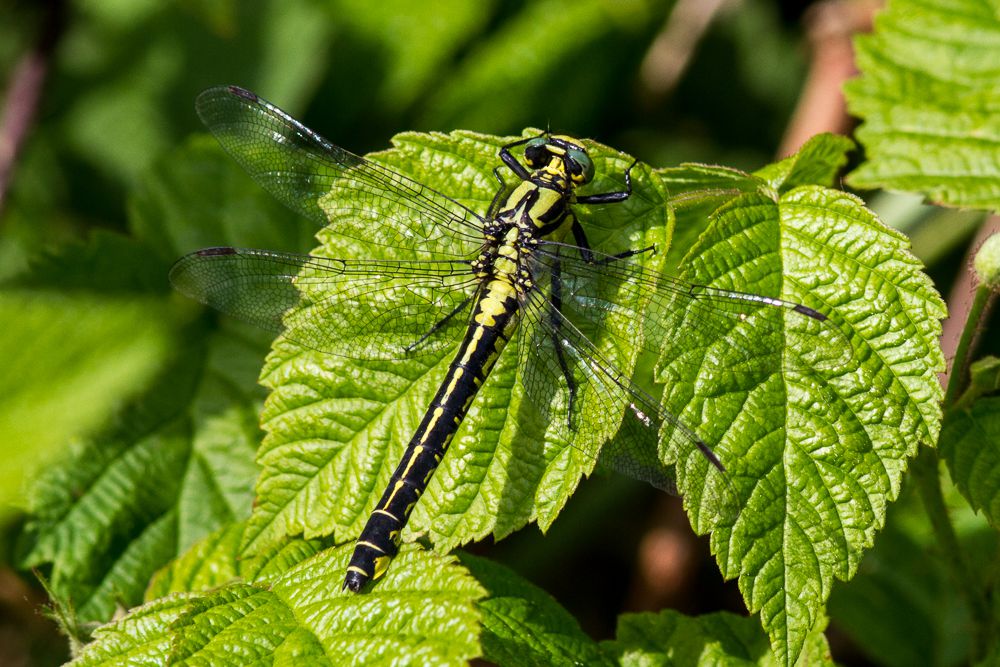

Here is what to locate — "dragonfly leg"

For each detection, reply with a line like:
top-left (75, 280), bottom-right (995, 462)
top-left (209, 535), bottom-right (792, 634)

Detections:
top-left (548, 258), bottom-right (577, 428)
top-left (575, 158), bottom-right (637, 204)
top-left (486, 167), bottom-right (509, 220)
top-left (570, 219), bottom-right (655, 265)
top-left (499, 134), bottom-right (546, 180)
top-left (404, 292), bottom-right (477, 354)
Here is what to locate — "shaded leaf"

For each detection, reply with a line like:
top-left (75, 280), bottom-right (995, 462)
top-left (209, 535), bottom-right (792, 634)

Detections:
top-left (940, 396), bottom-right (1000, 525)
top-left (602, 609), bottom-right (832, 666)
top-left (460, 554), bottom-right (612, 667)
top-left (827, 487), bottom-right (980, 667)
top-left (421, 0), bottom-right (669, 132)
top-left (17, 329), bottom-right (262, 628)
top-left (0, 291), bottom-right (170, 509)
top-left (129, 135), bottom-right (315, 262)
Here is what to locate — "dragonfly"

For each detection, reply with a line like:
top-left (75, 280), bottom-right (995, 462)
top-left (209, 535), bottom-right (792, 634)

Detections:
top-left (170, 86), bottom-right (847, 592)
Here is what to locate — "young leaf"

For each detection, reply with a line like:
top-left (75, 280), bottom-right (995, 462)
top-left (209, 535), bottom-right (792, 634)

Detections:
top-left (71, 544), bottom-right (485, 667)
top-left (656, 183), bottom-right (945, 664)
top-left (940, 396), bottom-right (1000, 525)
top-left (844, 0), bottom-right (1000, 211)
top-left (242, 130), bottom-right (664, 556)
top-left (754, 133), bottom-right (854, 193)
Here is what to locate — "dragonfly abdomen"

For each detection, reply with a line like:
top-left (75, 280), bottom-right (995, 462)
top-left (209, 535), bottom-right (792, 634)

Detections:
top-left (343, 280), bottom-right (521, 591)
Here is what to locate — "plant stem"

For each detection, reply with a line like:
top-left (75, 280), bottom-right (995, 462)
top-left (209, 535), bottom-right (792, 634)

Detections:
top-left (915, 281), bottom-right (993, 660)
top-left (943, 284), bottom-right (992, 408)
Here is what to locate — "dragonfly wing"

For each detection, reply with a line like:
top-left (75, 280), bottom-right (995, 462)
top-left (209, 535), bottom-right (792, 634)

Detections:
top-left (170, 247), bottom-right (478, 360)
top-left (196, 86), bottom-right (484, 261)
top-left (517, 287), bottom-right (739, 523)
top-left (535, 242), bottom-right (851, 377)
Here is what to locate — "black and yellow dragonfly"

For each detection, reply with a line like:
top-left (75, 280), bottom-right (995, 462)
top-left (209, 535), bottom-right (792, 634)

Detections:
top-left (171, 86), bottom-right (845, 592)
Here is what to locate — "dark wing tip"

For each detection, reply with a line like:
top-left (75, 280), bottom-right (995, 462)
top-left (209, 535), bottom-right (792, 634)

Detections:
top-left (228, 85), bottom-right (257, 101)
top-left (793, 303), bottom-right (828, 321)
top-left (696, 440), bottom-right (727, 473)
top-left (168, 247), bottom-right (240, 294)
top-left (195, 246), bottom-right (238, 257)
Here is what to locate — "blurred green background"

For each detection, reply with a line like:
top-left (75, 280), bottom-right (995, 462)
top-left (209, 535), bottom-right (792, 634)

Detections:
top-left (1, 0), bottom-right (808, 277)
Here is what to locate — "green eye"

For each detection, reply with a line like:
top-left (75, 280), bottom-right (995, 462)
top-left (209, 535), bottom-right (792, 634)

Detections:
top-left (524, 138), bottom-right (551, 167)
top-left (567, 148), bottom-right (594, 182)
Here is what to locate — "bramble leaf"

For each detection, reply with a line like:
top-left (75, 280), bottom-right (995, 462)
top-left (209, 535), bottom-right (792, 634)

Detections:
top-left (460, 554), bottom-right (612, 667)
top-left (15, 137), bottom-right (309, 630)
top-left (71, 543), bottom-right (485, 667)
top-left (0, 289), bottom-right (170, 509)
top-left (656, 175), bottom-right (945, 664)
top-left (602, 609), bottom-right (832, 666)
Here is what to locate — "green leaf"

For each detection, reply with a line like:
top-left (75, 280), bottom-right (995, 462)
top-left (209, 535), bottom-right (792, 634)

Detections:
top-left (970, 356), bottom-right (1000, 395)
top-left (459, 554), bottom-right (612, 667)
top-left (332, 0), bottom-right (492, 112)
top-left (657, 184), bottom-right (945, 664)
top-left (940, 396), bottom-right (1000, 525)
top-left (147, 520), bottom-right (324, 599)
top-left (754, 133), bottom-right (854, 193)
top-left (129, 135), bottom-right (315, 261)
top-left (601, 609), bottom-right (832, 666)
top-left (72, 544), bottom-right (485, 666)
top-left (11, 230), bottom-right (170, 293)
top-left (0, 290), bottom-right (170, 509)
top-left (242, 130), bottom-right (665, 557)
top-left (657, 132), bottom-right (854, 271)
top-left (421, 0), bottom-right (668, 131)
top-left (844, 0), bottom-right (1000, 211)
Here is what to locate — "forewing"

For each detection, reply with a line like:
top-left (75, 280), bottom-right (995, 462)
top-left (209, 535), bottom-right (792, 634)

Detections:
top-left (170, 247), bottom-right (478, 360)
top-left (535, 242), bottom-right (851, 377)
top-left (195, 86), bottom-right (484, 260)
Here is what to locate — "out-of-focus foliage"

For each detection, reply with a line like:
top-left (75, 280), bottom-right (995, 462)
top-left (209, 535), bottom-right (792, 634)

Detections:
top-left (845, 0), bottom-right (1000, 211)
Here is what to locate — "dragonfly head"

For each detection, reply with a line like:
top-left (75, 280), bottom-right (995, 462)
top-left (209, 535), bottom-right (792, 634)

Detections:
top-left (524, 135), bottom-right (595, 186)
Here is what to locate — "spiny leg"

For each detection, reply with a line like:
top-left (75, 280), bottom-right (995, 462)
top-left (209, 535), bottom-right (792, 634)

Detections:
top-left (499, 134), bottom-right (543, 180)
top-left (404, 292), bottom-right (476, 354)
top-left (572, 158), bottom-right (654, 263)
top-left (575, 158), bottom-right (637, 204)
top-left (548, 257), bottom-right (578, 429)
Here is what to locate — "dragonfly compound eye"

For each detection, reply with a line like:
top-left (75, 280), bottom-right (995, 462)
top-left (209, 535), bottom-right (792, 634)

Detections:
top-left (566, 148), bottom-right (595, 184)
top-left (524, 137), bottom-right (551, 168)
